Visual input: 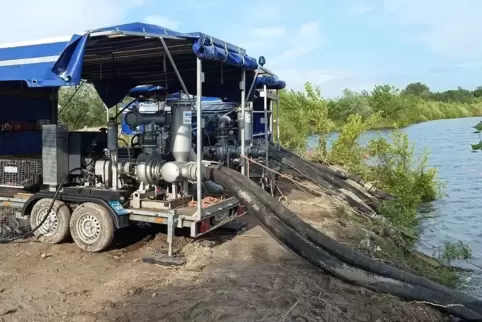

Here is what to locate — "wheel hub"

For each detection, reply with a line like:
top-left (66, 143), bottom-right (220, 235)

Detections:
top-left (76, 214), bottom-right (101, 244)
top-left (37, 209), bottom-right (58, 236)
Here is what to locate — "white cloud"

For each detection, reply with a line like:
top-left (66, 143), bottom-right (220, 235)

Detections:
top-left (271, 21), bottom-right (324, 64)
top-left (235, 21), bottom-right (328, 92)
top-left (379, 0), bottom-right (482, 58)
top-left (244, 21), bottom-right (325, 68)
top-left (144, 15), bottom-right (180, 30)
top-left (0, 0), bottom-right (147, 43)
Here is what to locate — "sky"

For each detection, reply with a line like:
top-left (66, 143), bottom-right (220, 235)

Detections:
top-left (1, 0), bottom-right (482, 97)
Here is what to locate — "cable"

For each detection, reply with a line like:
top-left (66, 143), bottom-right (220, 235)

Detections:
top-left (0, 167), bottom-right (82, 243)
top-left (58, 83), bottom-right (85, 117)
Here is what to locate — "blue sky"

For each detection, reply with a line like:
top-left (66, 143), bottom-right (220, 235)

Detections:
top-left (2, 0), bottom-right (482, 97)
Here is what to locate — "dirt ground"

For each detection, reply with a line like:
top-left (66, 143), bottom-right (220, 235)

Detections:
top-left (0, 182), bottom-right (450, 322)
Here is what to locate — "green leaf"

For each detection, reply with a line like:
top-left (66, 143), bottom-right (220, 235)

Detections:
top-left (471, 142), bottom-right (482, 150)
top-left (473, 121), bottom-right (482, 131)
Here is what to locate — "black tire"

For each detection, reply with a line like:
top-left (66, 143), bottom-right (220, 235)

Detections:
top-left (30, 198), bottom-right (71, 244)
top-left (70, 202), bottom-right (115, 252)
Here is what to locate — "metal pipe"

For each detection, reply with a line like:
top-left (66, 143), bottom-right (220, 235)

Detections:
top-left (245, 70), bottom-right (259, 102)
top-left (104, 106), bottom-right (109, 124)
top-left (240, 70), bottom-right (246, 175)
top-left (269, 100), bottom-right (273, 136)
top-left (196, 58), bottom-right (203, 219)
top-left (263, 85), bottom-right (269, 166)
top-left (159, 37), bottom-right (194, 108)
top-left (276, 92), bottom-right (280, 150)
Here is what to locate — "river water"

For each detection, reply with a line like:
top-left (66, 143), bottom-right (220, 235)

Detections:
top-left (308, 117), bottom-right (482, 296)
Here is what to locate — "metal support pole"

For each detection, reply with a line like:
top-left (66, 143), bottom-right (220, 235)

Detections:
top-left (240, 70), bottom-right (246, 175)
top-left (196, 58), bottom-right (203, 219)
top-left (167, 214), bottom-right (174, 257)
top-left (245, 70), bottom-right (259, 102)
top-left (263, 85), bottom-right (269, 166)
top-left (105, 106), bottom-right (109, 125)
top-left (276, 92), bottom-right (280, 150)
top-left (269, 100), bottom-right (273, 141)
top-left (159, 37), bottom-right (194, 107)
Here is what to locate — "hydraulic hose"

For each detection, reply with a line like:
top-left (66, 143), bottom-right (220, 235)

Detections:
top-left (209, 167), bottom-right (482, 320)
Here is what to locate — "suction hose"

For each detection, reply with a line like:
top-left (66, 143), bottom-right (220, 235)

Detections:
top-left (304, 157), bottom-right (394, 201)
top-left (209, 167), bottom-right (482, 320)
top-left (215, 166), bottom-right (482, 311)
top-left (269, 148), bottom-right (378, 216)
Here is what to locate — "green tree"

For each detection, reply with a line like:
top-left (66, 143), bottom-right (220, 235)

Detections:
top-left (402, 82), bottom-right (431, 98)
top-left (370, 85), bottom-right (403, 120)
top-left (328, 89), bottom-right (373, 121)
top-left (59, 84), bottom-right (109, 129)
top-left (473, 86), bottom-right (482, 98)
top-left (431, 87), bottom-right (474, 104)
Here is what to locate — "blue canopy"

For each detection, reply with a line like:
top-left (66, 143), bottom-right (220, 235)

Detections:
top-left (0, 22), bottom-right (287, 109)
top-left (255, 75), bottom-right (286, 90)
top-left (52, 22), bottom-right (259, 107)
top-left (0, 35), bottom-right (78, 87)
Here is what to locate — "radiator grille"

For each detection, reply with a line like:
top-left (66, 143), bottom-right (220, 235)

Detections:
top-left (0, 158), bottom-right (42, 188)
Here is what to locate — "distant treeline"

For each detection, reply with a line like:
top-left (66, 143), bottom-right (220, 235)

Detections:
top-left (279, 82), bottom-right (482, 132)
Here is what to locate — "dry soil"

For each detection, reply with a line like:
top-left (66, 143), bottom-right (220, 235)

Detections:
top-left (0, 181), bottom-right (450, 322)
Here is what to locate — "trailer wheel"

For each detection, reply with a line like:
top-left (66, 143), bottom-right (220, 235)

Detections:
top-left (70, 203), bottom-right (114, 252)
top-left (30, 198), bottom-right (71, 244)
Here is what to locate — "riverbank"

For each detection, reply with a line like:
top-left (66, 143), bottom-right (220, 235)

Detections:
top-left (307, 117), bottom-right (482, 296)
top-left (279, 112), bottom-right (480, 300)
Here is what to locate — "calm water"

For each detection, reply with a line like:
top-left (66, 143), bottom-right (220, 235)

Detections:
top-left (308, 117), bottom-right (482, 296)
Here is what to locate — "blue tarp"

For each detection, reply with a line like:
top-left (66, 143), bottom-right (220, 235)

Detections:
top-left (255, 75), bottom-right (286, 90)
top-left (0, 22), bottom-right (287, 109)
top-left (0, 35), bottom-right (78, 87)
top-left (51, 22), bottom-right (259, 106)
top-left (188, 32), bottom-right (258, 70)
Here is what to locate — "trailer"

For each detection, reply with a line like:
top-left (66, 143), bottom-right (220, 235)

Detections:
top-left (0, 22), bottom-right (285, 261)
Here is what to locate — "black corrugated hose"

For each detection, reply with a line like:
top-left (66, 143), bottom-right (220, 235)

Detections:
top-left (268, 149), bottom-right (482, 309)
top-left (209, 166), bottom-right (482, 321)
top-left (268, 148), bottom-right (378, 216)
